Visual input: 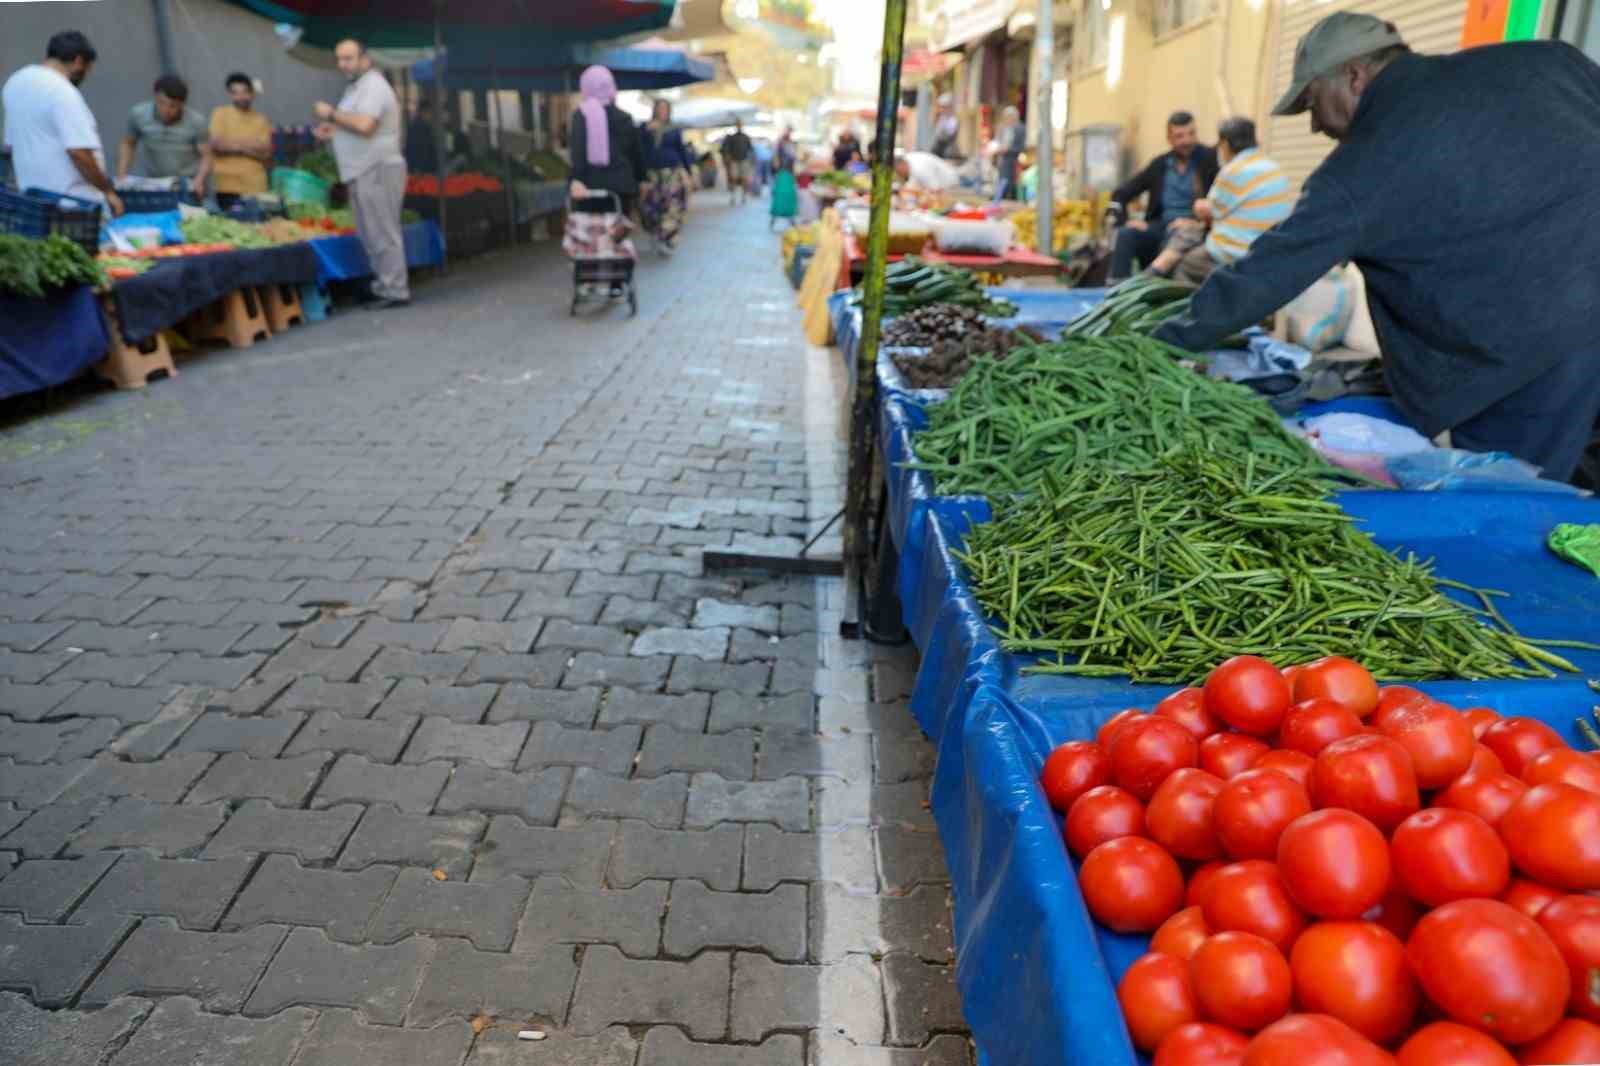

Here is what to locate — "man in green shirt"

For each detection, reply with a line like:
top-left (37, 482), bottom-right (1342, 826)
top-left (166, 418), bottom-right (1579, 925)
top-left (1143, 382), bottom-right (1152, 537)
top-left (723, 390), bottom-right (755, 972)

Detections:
top-left (118, 74), bottom-right (211, 198)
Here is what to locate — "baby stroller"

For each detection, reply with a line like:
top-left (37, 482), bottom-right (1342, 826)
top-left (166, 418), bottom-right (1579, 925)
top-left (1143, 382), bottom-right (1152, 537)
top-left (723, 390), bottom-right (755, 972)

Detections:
top-left (563, 191), bottom-right (638, 316)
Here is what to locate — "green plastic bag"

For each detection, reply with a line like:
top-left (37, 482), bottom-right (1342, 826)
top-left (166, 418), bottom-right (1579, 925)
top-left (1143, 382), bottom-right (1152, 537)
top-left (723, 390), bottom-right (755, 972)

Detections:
top-left (1548, 523), bottom-right (1600, 577)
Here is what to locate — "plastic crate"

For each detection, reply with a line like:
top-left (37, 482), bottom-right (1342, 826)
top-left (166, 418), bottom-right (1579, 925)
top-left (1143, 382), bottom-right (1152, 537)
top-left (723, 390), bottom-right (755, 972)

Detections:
top-left (271, 167), bottom-right (331, 206)
top-left (118, 185), bottom-right (180, 213)
top-left (298, 282), bottom-right (331, 322)
top-left (0, 188), bottom-right (103, 254)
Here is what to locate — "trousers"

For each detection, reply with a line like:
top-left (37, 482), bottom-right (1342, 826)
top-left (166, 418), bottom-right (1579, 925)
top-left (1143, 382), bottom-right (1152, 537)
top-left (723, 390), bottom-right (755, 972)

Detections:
top-left (350, 158), bottom-right (409, 302)
top-left (1109, 221), bottom-right (1169, 281)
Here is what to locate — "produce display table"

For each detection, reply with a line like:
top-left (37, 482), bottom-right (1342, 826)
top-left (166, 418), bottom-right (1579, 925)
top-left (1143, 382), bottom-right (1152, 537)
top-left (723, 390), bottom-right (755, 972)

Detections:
top-left (108, 243), bottom-right (320, 345)
top-left (0, 286), bottom-right (110, 400)
top-left (307, 221), bottom-right (446, 284)
top-left (842, 231), bottom-right (1065, 281)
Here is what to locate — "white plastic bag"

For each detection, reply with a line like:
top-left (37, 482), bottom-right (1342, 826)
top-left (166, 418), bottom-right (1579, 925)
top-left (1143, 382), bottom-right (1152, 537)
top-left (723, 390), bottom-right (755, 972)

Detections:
top-left (934, 218), bottom-right (1013, 255)
top-left (1281, 267), bottom-right (1358, 352)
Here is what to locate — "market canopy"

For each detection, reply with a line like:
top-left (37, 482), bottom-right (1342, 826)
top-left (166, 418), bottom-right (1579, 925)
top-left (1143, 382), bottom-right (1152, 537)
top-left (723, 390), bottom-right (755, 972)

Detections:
top-left (668, 97), bottom-right (763, 129)
top-left (411, 42), bottom-right (714, 92)
top-left (224, 0), bottom-right (676, 49)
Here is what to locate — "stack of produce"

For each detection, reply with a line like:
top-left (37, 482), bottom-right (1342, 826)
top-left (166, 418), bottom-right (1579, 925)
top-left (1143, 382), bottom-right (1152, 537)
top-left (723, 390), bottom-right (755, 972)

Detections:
top-left (179, 215), bottom-right (274, 249)
top-left (1010, 199), bottom-right (1093, 253)
top-left (862, 258), bottom-right (1018, 317)
top-left (781, 221), bottom-right (819, 270)
top-left (404, 172), bottom-right (504, 197)
top-left (0, 234), bottom-right (105, 297)
top-left (891, 326), bottom-right (1040, 389)
top-left (97, 254), bottom-right (154, 280)
top-left (1041, 653), bottom-right (1600, 1064)
top-left (1062, 274), bottom-right (1195, 337)
top-left (294, 148), bottom-right (338, 184)
top-left (882, 303), bottom-right (993, 347)
top-left (287, 203), bottom-right (357, 234)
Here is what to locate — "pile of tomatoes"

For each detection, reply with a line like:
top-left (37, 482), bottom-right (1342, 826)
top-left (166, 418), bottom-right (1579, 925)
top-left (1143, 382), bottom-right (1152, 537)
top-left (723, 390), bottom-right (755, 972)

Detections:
top-left (1039, 654), bottom-right (1600, 1065)
top-left (404, 172), bottom-right (504, 198)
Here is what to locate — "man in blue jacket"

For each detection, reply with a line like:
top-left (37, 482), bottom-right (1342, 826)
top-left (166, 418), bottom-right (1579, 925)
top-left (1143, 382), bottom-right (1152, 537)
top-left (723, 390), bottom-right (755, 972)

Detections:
top-left (1155, 14), bottom-right (1600, 481)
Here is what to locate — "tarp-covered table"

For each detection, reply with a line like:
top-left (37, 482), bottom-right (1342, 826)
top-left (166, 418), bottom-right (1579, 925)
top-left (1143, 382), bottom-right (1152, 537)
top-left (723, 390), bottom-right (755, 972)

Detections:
top-left (0, 286), bottom-right (110, 399)
top-left (308, 220), bottom-right (445, 283)
top-left (108, 243), bottom-right (320, 345)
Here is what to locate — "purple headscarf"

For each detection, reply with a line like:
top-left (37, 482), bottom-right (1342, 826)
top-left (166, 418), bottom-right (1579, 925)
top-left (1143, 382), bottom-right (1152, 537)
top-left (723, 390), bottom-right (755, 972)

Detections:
top-left (578, 65), bottom-right (617, 167)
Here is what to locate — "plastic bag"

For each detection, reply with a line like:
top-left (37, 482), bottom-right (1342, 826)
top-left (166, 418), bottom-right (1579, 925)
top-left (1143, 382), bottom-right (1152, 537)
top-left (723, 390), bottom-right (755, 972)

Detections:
top-left (1548, 523), bottom-right (1600, 576)
top-left (1281, 266), bottom-right (1357, 352)
top-left (104, 209), bottom-right (184, 246)
top-left (1387, 449), bottom-right (1586, 494)
top-left (935, 219), bottom-right (1013, 255)
top-left (1300, 412), bottom-right (1433, 458)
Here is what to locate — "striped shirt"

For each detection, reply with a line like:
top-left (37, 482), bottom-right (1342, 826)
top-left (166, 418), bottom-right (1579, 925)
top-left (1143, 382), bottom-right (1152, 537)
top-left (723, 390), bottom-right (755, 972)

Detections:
top-left (1205, 148), bottom-right (1293, 265)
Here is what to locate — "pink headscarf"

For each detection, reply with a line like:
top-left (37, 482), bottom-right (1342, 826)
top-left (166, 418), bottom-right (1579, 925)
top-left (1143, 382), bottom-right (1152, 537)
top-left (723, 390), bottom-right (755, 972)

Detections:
top-left (578, 65), bottom-right (617, 167)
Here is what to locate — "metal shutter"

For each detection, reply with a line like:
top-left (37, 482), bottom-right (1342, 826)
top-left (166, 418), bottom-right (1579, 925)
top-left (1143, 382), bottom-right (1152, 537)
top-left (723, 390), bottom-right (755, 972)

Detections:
top-left (1265, 0), bottom-right (1466, 191)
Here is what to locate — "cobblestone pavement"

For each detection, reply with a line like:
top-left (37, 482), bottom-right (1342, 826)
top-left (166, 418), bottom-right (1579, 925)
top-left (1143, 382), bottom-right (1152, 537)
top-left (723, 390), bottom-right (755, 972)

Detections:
top-left (0, 194), bottom-right (973, 1065)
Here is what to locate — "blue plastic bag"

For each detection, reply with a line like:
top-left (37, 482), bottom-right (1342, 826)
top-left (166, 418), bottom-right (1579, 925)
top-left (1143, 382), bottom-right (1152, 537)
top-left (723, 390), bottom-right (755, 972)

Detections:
top-left (1388, 448), bottom-right (1586, 494)
top-left (103, 209), bottom-right (183, 246)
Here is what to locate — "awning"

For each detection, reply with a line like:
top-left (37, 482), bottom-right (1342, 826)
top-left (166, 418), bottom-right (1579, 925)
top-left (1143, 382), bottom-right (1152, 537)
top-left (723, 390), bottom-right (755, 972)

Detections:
top-left (656, 0), bottom-right (733, 42)
top-left (929, 0), bottom-right (1012, 51)
top-left (224, 0), bottom-right (677, 49)
top-left (669, 97), bottom-right (762, 128)
top-left (412, 42), bottom-right (715, 92)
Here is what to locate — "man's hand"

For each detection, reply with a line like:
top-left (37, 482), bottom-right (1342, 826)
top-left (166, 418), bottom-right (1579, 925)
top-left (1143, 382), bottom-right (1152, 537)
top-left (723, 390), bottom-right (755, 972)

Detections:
top-left (569, 179), bottom-right (590, 200)
top-left (189, 174), bottom-right (207, 199)
top-left (1193, 197), bottom-right (1214, 223)
top-left (105, 190), bottom-right (125, 218)
top-left (314, 122), bottom-right (335, 142)
top-left (313, 101), bottom-right (335, 121)
top-left (1126, 219), bottom-right (1148, 232)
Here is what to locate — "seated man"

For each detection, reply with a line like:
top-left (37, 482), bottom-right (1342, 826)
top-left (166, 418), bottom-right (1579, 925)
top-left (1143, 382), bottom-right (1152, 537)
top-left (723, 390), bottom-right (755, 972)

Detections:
top-left (1148, 117), bottom-right (1292, 284)
top-left (1107, 110), bottom-right (1218, 280)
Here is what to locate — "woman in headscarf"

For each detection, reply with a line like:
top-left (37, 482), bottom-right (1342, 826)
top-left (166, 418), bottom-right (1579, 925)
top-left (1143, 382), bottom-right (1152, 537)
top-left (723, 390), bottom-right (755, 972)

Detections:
top-left (768, 127), bottom-right (798, 230)
top-left (993, 104), bottom-right (1026, 202)
top-left (567, 65), bottom-right (645, 215)
top-left (637, 97), bottom-right (694, 253)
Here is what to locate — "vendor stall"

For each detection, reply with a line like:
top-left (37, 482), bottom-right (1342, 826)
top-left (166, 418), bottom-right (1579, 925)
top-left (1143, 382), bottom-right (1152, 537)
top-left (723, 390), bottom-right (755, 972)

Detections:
top-left (308, 220), bottom-right (445, 285)
top-left (0, 286), bottom-right (109, 401)
top-left (106, 243), bottom-right (320, 347)
top-left (841, 229), bottom-right (1064, 282)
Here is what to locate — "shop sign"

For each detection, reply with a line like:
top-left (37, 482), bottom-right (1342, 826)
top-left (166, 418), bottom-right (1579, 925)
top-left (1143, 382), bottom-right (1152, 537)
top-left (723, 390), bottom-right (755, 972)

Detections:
top-left (930, 0), bottom-right (1013, 52)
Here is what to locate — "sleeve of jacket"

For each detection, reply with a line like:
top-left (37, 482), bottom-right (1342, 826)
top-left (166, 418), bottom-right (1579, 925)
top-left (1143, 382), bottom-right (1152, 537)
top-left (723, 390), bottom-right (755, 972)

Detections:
top-left (1112, 155), bottom-right (1158, 209)
top-left (1197, 147), bottom-right (1220, 193)
top-left (569, 113), bottom-right (590, 185)
top-left (670, 130), bottom-right (694, 172)
top-left (1153, 173), bottom-right (1364, 351)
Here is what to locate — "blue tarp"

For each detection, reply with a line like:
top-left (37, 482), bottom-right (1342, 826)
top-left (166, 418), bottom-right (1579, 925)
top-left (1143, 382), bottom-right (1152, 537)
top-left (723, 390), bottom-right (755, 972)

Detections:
top-left (308, 221), bottom-right (445, 284)
top-left (412, 44), bottom-right (714, 92)
top-left (0, 286), bottom-right (109, 400)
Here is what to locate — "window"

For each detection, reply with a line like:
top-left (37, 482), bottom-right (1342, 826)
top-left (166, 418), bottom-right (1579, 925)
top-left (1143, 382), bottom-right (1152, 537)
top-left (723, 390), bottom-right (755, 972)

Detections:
top-left (1153, 0), bottom-right (1215, 37)
top-left (1081, 0), bottom-right (1111, 70)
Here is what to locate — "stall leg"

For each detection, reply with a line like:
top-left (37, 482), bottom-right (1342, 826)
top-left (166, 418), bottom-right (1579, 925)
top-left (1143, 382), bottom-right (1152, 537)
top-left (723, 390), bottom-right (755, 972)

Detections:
top-left (96, 296), bottom-right (177, 390)
top-left (864, 479), bottom-right (909, 645)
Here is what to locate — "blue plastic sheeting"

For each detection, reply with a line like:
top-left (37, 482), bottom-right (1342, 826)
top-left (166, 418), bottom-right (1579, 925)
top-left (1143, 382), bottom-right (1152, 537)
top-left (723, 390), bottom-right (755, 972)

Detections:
top-left (412, 44), bottom-right (713, 92)
top-left (0, 286), bottom-right (109, 400)
top-left (308, 221), bottom-right (445, 284)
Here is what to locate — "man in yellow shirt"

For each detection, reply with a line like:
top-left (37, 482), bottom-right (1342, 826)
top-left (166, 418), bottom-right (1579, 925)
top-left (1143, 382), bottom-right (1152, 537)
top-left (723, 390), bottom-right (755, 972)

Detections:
top-left (209, 72), bottom-right (272, 209)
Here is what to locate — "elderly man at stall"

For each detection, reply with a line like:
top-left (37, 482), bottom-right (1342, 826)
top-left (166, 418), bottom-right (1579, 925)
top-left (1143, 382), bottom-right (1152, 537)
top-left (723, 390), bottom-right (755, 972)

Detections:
top-left (931, 93), bottom-right (960, 159)
top-left (118, 74), bottom-right (212, 199)
top-left (1154, 14), bottom-right (1600, 481)
top-left (315, 38), bottom-right (409, 310)
top-left (1107, 111), bottom-right (1219, 281)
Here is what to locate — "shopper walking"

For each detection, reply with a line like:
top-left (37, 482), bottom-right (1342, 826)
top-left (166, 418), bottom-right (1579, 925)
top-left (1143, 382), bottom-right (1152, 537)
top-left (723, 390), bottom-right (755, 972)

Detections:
top-left (315, 38), bottom-right (409, 310)
top-left (567, 65), bottom-right (645, 215)
top-left (992, 105), bottom-right (1025, 202)
top-left (638, 98), bottom-right (694, 253)
top-left (720, 119), bottom-right (753, 206)
top-left (769, 127), bottom-right (798, 230)
top-left (2, 31), bottom-right (121, 214)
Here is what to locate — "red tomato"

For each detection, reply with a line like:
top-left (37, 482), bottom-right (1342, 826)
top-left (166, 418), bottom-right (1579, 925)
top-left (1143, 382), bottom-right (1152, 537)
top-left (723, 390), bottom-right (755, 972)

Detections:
top-left (1435, 771), bottom-right (1528, 827)
top-left (1375, 685), bottom-right (1431, 718)
top-left (1461, 707), bottom-right (1501, 740)
top-left (1252, 750), bottom-right (1313, 791)
top-left (1278, 698), bottom-right (1365, 756)
top-left (1206, 656), bottom-right (1293, 736)
top-left (1157, 687), bottom-right (1223, 741)
top-left (1241, 1013), bottom-right (1393, 1066)
top-left (1480, 717), bottom-right (1567, 778)
top-left (1119, 952), bottom-right (1201, 1051)
top-left (1214, 769), bottom-right (1312, 861)
top-left (1294, 656), bottom-right (1381, 719)
top-left (1200, 860), bottom-right (1307, 952)
top-left (1153, 905), bottom-right (1212, 961)
top-left (1099, 708), bottom-right (1147, 749)
top-left (1499, 783), bottom-right (1600, 890)
top-left (1406, 898), bottom-right (1570, 1045)
top-left (1535, 894), bottom-right (1600, 1021)
top-left (1391, 808), bottom-right (1511, 906)
top-left (1201, 732), bottom-right (1274, 780)
top-left (1155, 1022), bottom-right (1251, 1066)
top-left (1148, 768), bottom-right (1227, 861)
top-left (1374, 700), bottom-right (1475, 790)
top-left (1499, 879), bottom-right (1562, 923)
top-left (1190, 932), bottom-right (1293, 1032)
top-left (1308, 735), bottom-right (1420, 833)
top-left (1522, 747), bottom-right (1600, 795)
top-left (1080, 836), bottom-right (1185, 933)
top-left (1515, 1016), bottom-right (1600, 1065)
top-left (1112, 717), bottom-right (1199, 801)
top-left (1395, 1022), bottom-right (1517, 1066)
top-left (1362, 887), bottom-right (1422, 941)
top-left (1462, 743), bottom-right (1506, 780)
top-left (1040, 740), bottom-right (1112, 812)
top-left (1289, 921), bottom-right (1418, 1044)
top-left (1065, 785), bottom-right (1145, 857)
top-left (1276, 809), bottom-right (1391, 919)
top-left (1187, 860), bottom-right (1226, 908)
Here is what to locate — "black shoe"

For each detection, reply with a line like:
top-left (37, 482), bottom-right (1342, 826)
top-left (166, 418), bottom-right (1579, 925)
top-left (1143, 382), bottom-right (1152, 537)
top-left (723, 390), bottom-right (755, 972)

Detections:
top-left (367, 297), bottom-right (411, 311)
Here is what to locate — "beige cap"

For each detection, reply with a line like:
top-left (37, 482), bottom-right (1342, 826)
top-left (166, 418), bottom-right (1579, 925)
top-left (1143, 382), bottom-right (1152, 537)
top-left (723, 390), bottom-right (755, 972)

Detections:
top-left (1272, 11), bottom-right (1406, 116)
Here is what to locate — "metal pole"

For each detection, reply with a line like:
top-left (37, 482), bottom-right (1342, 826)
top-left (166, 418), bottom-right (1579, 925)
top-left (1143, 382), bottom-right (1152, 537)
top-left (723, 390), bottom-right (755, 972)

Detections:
top-left (150, 0), bottom-right (177, 76)
top-left (434, 15), bottom-right (450, 271)
top-left (1034, 0), bottom-right (1055, 256)
top-left (841, 0), bottom-right (908, 620)
top-left (489, 49), bottom-right (518, 246)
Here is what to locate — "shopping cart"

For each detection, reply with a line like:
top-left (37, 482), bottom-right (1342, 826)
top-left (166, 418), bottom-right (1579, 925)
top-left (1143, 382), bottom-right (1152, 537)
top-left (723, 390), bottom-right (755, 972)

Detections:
top-left (562, 191), bottom-right (637, 317)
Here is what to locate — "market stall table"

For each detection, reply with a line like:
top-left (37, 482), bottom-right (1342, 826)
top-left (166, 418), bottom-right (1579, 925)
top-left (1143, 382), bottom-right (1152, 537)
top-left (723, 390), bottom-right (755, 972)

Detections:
top-left (307, 220), bottom-right (446, 284)
top-left (107, 243), bottom-right (321, 346)
top-left (0, 286), bottom-right (110, 400)
top-left (842, 230), bottom-right (1064, 283)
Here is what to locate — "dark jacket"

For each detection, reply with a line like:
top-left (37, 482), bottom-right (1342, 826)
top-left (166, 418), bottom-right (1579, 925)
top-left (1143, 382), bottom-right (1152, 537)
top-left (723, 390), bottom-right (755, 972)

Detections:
top-left (1155, 43), bottom-right (1600, 438)
top-left (1111, 145), bottom-right (1219, 227)
top-left (569, 105), bottom-right (646, 198)
top-left (721, 131), bottom-right (753, 162)
top-left (640, 123), bottom-right (694, 172)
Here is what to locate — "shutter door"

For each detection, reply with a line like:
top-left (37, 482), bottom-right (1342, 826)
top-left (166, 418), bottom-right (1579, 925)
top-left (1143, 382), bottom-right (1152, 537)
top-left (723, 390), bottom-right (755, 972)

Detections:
top-left (1266, 0), bottom-right (1466, 192)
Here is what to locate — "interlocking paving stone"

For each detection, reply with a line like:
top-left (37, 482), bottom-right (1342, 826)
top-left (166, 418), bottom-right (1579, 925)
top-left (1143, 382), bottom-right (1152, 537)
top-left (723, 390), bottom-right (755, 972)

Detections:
top-left (876, 827), bottom-right (952, 894)
top-left (285, 710), bottom-right (417, 763)
top-left (537, 619), bottom-right (632, 656)
top-left (630, 625), bottom-right (731, 660)
top-left (815, 779), bottom-right (936, 832)
top-left (373, 679), bottom-right (497, 723)
top-left (0, 990), bottom-right (150, 1066)
top-left (882, 954), bottom-right (967, 1045)
top-left (744, 826), bottom-right (876, 894)
top-left (245, 927), bottom-right (430, 1024)
top-left (562, 652), bottom-right (671, 691)
top-left (436, 765), bottom-right (569, 823)
top-left (0, 912), bottom-right (135, 1006)
top-left (667, 658), bottom-right (769, 696)
top-left (807, 1034), bottom-right (973, 1066)
top-left (52, 652), bottom-right (173, 687)
top-left (172, 710), bottom-right (304, 757)
top-left (810, 883), bottom-right (954, 964)
top-left (461, 650), bottom-right (568, 687)
top-left (312, 754), bottom-right (450, 813)
top-left (185, 751), bottom-right (331, 806)
top-left (599, 596), bottom-right (690, 630)
top-left (365, 647), bottom-right (472, 683)
top-left (275, 675), bottom-right (393, 716)
top-left (514, 875), bottom-right (666, 958)
top-left (1, 798), bottom-right (105, 857)
top-left (758, 733), bottom-right (874, 782)
top-left (640, 1028), bottom-right (805, 1066)
top-left (369, 867), bottom-right (528, 951)
top-left (686, 774), bottom-right (810, 832)
top-left (82, 918), bottom-right (285, 1012)
top-left (417, 592), bottom-right (520, 623)
top-left (873, 732), bottom-right (939, 784)
top-left (48, 683), bottom-right (172, 725)
top-left (609, 821), bottom-right (742, 891)
top-left (402, 717), bottom-right (529, 769)
top-left (0, 853), bottom-right (118, 921)
top-left (258, 643), bottom-right (378, 685)
top-left (408, 938), bottom-right (579, 1028)
top-left (518, 721), bottom-right (640, 774)
top-left (348, 618), bottom-right (450, 651)
top-left (693, 599), bottom-right (781, 632)
top-left (67, 798), bottom-right (228, 857)
top-left (0, 717), bottom-right (118, 764)
top-left (563, 768), bottom-right (688, 828)
top-left (436, 618), bottom-right (543, 654)
top-left (203, 800), bottom-right (363, 863)
top-left (470, 817), bottom-right (611, 885)
top-left (147, 652), bottom-right (265, 689)
top-left (338, 804), bottom-right (485, 877)
top-left (76, 852), bottom-right (255, 930)
top-left (107, 995), bottom-right (315, 1066)
top-left (637, 725), bottom-right (755, 780)
top-left (730, 952), bottom-right (885, 1044)
top-left (0, 680), bottom-right (81, 721)
top-left (664, 880), bottom-right (807, 960)
top-left (486, 683), bottom-right (599, 726)
top-left (463, 1026), bottom-right (637, 1066)
top-left (596, 689), bottom-right (711, 731)
top-left (290, 1010), bottom-right (472, 1066)
top-left (221, 855), bottom-right (397, 942)
top-left (568, 945), bottom-right (729, 1040)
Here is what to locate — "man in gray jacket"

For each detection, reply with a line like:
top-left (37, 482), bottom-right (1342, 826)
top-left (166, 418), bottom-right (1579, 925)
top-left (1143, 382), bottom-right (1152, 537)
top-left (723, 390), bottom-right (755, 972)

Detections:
top-left (1155, 14), bottom-right (1600, 480)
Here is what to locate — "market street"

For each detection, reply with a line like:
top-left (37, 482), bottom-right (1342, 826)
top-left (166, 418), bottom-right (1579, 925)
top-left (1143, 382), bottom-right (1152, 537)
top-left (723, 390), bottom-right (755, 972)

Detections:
top-left (0, 194), bottom-right (972, 1065)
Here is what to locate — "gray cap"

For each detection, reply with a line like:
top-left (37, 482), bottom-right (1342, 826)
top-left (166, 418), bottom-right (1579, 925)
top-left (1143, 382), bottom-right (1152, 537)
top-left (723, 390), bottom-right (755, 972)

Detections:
top-left (1272, 12), bottom-right (1406, 116)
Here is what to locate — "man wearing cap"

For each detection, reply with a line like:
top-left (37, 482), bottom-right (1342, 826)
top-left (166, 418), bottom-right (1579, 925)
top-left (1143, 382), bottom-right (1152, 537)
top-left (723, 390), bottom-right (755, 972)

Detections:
top-left (1155, 14), bottom-right (1600, 481)
top-left (931, 94), bottom-right (960, 159)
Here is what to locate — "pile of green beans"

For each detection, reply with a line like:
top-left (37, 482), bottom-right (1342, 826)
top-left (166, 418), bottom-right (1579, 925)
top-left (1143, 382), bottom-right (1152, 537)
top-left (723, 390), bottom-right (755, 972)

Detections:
top-left (1059, 275), bottom-right (1194, 337)
top-left (956, 448), bottom-right (1586, 683)
top-left (909, 335), bottom-right (1333, 497)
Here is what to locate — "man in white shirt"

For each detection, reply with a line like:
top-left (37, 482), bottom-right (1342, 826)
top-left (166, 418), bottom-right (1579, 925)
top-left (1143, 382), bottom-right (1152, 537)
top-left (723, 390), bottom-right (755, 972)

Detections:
top-left (314, 39), bottom-right (408, 309)
top-left (2, 31), bottom-right (122, 215)
top-left (895, 150), bottom-right (960, 191)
